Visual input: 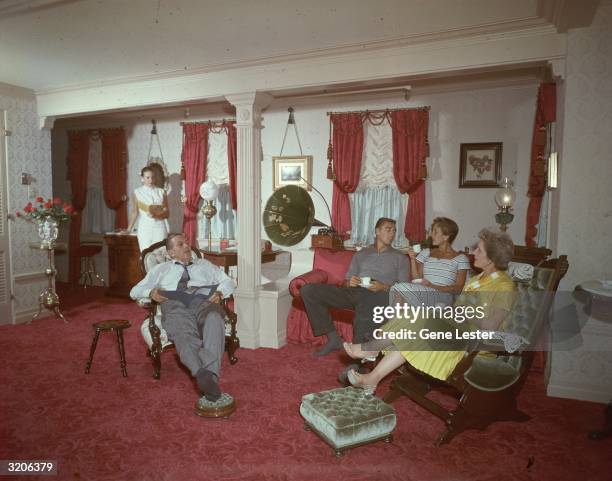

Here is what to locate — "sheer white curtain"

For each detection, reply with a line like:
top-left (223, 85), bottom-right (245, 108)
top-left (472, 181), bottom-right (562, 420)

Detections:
top-left (197, 130), bottom-right (237, 240)
top-left (349, 121), bottom-right (406, 246)
top-left (81, 137), bottom-right (115, 234)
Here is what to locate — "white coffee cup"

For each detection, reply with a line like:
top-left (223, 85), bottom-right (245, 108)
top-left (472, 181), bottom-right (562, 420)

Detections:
top-left (412, 244), bottom-right (422, 254)
top-left (360, 276), bottom-right (371, 286)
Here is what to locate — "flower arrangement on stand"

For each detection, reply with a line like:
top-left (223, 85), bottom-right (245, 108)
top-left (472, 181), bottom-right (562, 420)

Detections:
top-left (16, 197), bottom-right (74, 248)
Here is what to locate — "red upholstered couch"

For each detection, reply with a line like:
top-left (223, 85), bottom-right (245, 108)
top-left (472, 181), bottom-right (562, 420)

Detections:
top-left (287, 248), bottom-right (358, 344)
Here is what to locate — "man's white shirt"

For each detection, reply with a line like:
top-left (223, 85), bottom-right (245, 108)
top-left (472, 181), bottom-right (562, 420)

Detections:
top-left (130, 258), bottom-right (236, 300)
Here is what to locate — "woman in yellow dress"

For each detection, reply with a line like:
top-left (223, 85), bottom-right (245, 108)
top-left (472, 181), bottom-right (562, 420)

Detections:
top-left (344, 228), bottom-right (516, 393)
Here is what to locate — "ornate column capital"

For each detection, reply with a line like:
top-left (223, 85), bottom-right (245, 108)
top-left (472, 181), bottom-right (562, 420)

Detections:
top-left (225, 92), bottom-right (274, 126)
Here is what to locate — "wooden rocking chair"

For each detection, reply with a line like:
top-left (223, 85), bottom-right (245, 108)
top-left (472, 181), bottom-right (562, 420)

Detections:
top-left (384, 253), bottom-right (569, 445)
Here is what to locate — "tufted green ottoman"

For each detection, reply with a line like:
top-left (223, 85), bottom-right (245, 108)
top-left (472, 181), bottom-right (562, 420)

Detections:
top-left (300, 387), bottom-right (396, 457)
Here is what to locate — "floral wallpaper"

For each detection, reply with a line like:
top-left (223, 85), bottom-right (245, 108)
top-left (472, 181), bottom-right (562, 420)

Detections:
top-left (0, 90), bottom-right (53, 320)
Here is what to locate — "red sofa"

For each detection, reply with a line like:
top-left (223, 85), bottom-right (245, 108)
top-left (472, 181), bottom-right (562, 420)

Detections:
top-left (287, 248), bottom-right (358, 344)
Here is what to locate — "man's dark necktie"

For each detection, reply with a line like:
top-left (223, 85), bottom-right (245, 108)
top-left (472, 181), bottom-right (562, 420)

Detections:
top-left (176, 262), bottom-right (192, 291)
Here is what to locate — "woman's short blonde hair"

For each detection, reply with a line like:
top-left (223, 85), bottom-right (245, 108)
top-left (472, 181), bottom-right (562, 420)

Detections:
top-left (478, 228), bottom-right (514, 270)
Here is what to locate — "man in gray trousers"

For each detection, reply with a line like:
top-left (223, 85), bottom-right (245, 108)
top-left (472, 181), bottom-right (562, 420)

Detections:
top-left (301, 218), bottom-right (410, 357)
top-left (130, 233), bottom-right (235, 401)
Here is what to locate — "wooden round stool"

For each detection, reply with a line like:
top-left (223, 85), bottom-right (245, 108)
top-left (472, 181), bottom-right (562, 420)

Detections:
top-left (85, 319), bottom-right (131, 377)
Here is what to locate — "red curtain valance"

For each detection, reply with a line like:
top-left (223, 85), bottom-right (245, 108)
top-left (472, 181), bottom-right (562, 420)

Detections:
top-left (66, 130), bottom-right (90, 284)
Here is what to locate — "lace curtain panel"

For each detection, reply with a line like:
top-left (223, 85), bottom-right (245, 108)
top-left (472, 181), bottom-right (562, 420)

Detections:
top-left (349, 121), bottom-right (406, 246)
top-left (197, 131), bottom-right (236, 240)
top-left (81, 137), bottom-right (115, 234)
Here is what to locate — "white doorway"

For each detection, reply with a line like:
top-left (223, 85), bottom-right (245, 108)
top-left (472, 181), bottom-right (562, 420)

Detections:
top-left (0, 111), bottom-right (14, 324)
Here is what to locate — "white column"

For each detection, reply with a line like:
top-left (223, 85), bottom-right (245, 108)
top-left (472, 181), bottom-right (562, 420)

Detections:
top-left (225, 92), bottom-right (273, 349)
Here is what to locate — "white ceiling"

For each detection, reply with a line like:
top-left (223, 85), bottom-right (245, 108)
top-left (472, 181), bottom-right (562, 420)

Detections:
top-left (0, 0), bottom-right (551, 91)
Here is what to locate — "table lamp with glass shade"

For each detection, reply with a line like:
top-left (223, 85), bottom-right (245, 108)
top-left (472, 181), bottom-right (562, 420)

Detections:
top-left (494, 177), bottom-right (516, 232)
top-left (199, 179), bottom-right (219, 250)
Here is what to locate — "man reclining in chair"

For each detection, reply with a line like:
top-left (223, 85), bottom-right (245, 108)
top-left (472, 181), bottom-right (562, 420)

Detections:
top-left (130, 233), bottom-right (236, 401)
top-left (301, 217), bottom-right (410, 357)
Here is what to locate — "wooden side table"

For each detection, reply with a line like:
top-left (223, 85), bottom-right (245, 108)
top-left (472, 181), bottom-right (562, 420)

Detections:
top-left (85, 319), bottom-right (131, 377)
top-left (200, 248), bottom-right (283, 275)
top-left (104, 233), bottom-right (143, 298)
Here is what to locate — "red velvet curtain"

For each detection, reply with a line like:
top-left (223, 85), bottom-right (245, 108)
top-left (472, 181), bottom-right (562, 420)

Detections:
top-left (67, 130), bottom-right (90, 284)
top-left (227, 121), bottom-right (238, 210)
top-left (525, 83), bottom-right (556, 246)
top-left (181, 123), bottom-right (209, 245)
top-left (330, 113), bottom-right (363, 236)
top-left (100, 128), bottom-right (128, 229)
top-left (391, 109), bottom-right (430, 242)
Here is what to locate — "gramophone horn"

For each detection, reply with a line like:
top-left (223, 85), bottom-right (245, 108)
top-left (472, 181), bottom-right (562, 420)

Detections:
top-left (263, 185), bottom-right (315, 246)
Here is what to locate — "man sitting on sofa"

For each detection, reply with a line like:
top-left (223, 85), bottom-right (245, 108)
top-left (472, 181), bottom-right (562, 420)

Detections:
top-left (301, 217), bottom-right (410, 357)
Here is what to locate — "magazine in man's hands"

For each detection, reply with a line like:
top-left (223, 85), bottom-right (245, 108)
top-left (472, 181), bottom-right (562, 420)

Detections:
top-left (160, 284), bottom-right (219, 307)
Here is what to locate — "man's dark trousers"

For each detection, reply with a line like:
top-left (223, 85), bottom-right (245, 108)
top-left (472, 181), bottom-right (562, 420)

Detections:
top-left (300, 284), bottom-right (388, 344)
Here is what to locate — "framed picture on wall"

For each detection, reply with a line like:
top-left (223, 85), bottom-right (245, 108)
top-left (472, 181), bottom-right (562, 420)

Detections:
top-left (459, 142), bottom-right (502, 188)
top-left (272, 155), bottom-right (313, 191)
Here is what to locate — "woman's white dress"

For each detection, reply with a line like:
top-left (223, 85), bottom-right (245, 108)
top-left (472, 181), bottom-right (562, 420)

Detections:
top-left (390, 248), bottom-right (471, 307)
top-left (134, 185), bottom-right (168, 251)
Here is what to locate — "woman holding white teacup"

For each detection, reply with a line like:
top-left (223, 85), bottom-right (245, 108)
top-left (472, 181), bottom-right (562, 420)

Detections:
top-left (391, 217), bottom-right (471, 308)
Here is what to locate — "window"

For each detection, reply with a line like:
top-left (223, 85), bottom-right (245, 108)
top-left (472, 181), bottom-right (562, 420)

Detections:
top-left (349, 121), bottom-right (406, 246)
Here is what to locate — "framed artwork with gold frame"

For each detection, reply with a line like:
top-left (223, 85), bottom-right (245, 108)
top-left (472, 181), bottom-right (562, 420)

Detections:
top-left (459, 142), bottom-right (502, 188)
top-left (272, 155), bottom-right (312, 191)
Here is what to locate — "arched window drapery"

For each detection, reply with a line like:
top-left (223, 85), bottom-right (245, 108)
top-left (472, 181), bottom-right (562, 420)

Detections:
top-left (181, 120), bottom-right (238, 245)
top-left (181, 123), bottom-right (210, 245)
top-left (66, 130), bottom-right (90, 284)
top-left (329, 113), bottom-right (364, 237)
top-left (327, 107), bottom-right (430, 243)
top-left (525, 83), bottom-right (556, 247)
top-left (390, 108), bottom-right (429, 242)
top-left (100, 127), bottom-right (128, 229)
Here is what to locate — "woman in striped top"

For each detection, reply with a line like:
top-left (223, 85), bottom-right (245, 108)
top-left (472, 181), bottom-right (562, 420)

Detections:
top-left (390, 217), bottom-right (470, 308)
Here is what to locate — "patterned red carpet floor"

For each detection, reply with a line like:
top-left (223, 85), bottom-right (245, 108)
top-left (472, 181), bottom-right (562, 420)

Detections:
top-left (1, 291), bottom-right (611, 481)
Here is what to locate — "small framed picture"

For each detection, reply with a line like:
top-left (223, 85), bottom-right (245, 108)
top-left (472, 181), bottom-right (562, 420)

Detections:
top-left (272, 155), bottom-right (312, 191)
top-left (459, 142), bottom-right (502, 188)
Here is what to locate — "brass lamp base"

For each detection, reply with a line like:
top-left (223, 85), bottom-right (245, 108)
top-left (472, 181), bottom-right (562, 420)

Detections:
top-left (495, 211), bottom-right (514, 232)
top-left (202, 200), bottom-right (217, 250)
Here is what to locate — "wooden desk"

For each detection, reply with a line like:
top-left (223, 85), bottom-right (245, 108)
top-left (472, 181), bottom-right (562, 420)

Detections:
top-left (104, 233), bottom-right (143, 298)
top-left (200, 248), bottom-right (283, 275)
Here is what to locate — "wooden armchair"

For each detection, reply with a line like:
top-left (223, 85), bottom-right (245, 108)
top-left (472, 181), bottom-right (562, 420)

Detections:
top-left (384, 251), bottom-right (569, 445)
top-left (137, 240), bottom-right (239, 379)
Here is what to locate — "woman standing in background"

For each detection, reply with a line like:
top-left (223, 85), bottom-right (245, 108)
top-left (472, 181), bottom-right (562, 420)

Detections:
top-left (127, 166), bottom-right (169, 251)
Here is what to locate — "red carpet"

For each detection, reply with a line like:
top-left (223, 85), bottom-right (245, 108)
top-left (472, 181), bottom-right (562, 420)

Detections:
top-left (1, 291), bottom-right (611, 481)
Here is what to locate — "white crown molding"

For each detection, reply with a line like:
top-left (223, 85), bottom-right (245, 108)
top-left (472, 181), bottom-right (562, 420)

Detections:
top-left (36, 25), bottom-right (566, 124)
top-left (35, 21), bottom-right (556, 97)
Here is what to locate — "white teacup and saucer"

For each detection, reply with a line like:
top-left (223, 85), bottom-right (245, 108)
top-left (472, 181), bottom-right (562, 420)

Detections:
top-left (360, 276), bottom-right (372, 287)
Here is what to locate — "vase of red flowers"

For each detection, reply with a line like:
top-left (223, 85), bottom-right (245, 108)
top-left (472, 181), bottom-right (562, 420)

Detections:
top-left (16, 197), bottom-right (74, 248)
